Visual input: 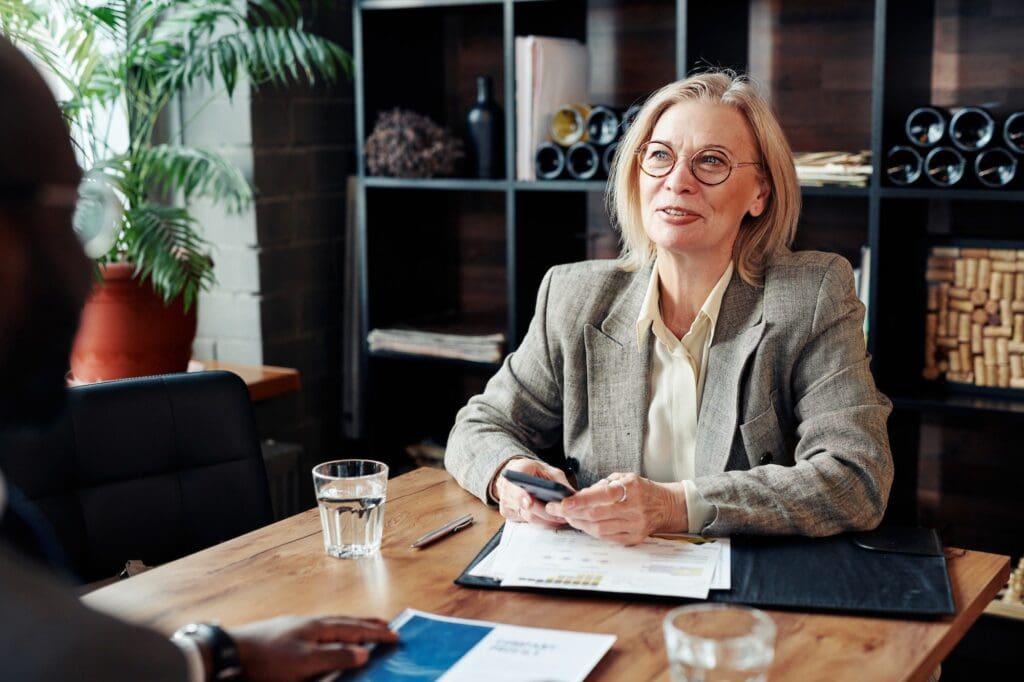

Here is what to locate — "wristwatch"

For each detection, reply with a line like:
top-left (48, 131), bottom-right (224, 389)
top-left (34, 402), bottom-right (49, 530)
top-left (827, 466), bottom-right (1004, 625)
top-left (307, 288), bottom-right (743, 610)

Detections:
top-left (172, 622), bottom-right (243, 681)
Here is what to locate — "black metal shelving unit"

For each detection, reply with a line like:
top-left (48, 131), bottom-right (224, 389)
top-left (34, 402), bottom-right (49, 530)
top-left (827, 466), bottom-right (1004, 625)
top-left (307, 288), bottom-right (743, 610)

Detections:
top-left (351, 0), bottom-right (1024, 541)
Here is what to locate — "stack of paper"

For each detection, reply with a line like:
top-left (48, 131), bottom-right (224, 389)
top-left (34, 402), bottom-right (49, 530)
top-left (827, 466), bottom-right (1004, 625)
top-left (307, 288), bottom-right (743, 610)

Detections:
top-left (367, 328), bottom-right (505, 364)
top-left (344, 609), bottom-right (615, 682)
top-left (794, 150), bottom-right (873, 187)
top-left (469, 523), bottom-right (730, 599)
top-left (515, 35), bottom-right (589, 180)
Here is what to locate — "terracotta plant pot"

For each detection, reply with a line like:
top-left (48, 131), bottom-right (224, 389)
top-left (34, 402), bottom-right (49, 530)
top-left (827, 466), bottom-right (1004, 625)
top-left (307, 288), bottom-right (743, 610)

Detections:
top-left (70, 262), bottom-right (198, 382)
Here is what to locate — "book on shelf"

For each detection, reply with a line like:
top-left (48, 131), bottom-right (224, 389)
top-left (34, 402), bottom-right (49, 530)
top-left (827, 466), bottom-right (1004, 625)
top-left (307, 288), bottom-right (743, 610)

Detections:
top-left (367, 327), bottom-right (505, 364)
top-left (857, 245), bottom-right (871, 342)
top-left (515, 35), bottom-right (589, 180)
top-left (794, 150), bottom-right (872, 188)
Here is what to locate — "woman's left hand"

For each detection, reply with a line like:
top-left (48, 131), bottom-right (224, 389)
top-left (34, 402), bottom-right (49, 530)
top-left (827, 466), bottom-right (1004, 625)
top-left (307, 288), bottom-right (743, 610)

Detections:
top-left (545, 473), bottom-right (688, 545)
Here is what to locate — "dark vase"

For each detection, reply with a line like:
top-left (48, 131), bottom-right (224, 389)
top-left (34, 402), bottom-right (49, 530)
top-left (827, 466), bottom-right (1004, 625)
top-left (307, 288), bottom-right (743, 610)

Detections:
top-left (466, 75), bottom-right (504, 178)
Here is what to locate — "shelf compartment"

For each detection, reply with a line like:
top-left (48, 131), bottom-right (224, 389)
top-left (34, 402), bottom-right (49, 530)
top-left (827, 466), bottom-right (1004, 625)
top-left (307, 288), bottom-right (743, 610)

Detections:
top-left (749, 0), bottom-right (876, 156)
top-left (881, 2), bottom-right (1024, 188)
top-left (792, 195), bottom-right (869, 269)
top-left (361, 2), bottom-right (505, 179)
top-left (873, 199), bottom-right (1024, 400)
top-left (512, 191), bottom-right (591, 345)
top-left (512, 1), bottom-right (674, 183)
top-left (583, 0), bottom-right (676, 107)
top-left (364, 187), bottom-right (507, 333)
top-left (365, 356), bottom-right (493, 465)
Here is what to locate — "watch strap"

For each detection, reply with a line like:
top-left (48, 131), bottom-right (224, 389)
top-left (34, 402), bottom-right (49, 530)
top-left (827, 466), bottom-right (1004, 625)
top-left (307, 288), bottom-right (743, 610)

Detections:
top-left (173, 623), bottom-right (243, 681)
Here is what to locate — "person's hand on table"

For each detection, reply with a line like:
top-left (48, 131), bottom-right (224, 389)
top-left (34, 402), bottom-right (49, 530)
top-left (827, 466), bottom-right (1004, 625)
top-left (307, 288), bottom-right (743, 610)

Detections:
top-left (545, 472), bottom-right (687, 545)
top-left (494, 457), bottom-right (575, 528)
top-left (230, 615), bottom-right (398, 681)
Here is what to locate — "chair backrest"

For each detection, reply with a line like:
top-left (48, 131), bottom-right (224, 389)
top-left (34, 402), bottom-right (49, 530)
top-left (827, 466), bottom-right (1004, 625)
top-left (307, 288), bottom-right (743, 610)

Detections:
top-left (0, 371), bottom-right (273, 582)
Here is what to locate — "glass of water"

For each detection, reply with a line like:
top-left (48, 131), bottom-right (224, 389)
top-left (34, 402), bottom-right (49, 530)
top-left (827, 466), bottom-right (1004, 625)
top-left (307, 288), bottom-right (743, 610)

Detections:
top-left (311, 459), bottom-right (388, 559)
top-left (663, 603), bottom-right (776, 682)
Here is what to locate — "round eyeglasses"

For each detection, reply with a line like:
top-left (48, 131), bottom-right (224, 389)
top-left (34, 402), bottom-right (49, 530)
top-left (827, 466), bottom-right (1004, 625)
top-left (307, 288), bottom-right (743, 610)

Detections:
top-left (636, 141), bottom-right (763, 186)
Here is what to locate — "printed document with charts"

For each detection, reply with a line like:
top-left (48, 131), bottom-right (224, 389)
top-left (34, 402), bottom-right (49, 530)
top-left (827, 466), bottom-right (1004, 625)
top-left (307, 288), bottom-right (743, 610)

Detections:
top-left (469, 523), bottom-right (730, 599)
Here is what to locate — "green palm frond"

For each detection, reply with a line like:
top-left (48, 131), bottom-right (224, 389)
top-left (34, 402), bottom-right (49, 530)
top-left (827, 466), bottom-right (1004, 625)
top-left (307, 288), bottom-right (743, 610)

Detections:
top-left (158, 25), bottom-right (351, 97)
top-left (0, 0), bottom-right (351, 306)
top-left (0, 0), bottom-right (41, 45)
top-left (124, 204), bottom-right (212, 311)
top-left (0, 1), bottom-right (91, 93)
top-left (133, 145), bottom-right (252, 211)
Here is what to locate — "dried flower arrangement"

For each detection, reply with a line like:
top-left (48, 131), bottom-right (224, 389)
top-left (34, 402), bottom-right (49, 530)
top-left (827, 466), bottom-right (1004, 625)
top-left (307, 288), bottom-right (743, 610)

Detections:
top-left (364, 108), bottom-right (464, 178)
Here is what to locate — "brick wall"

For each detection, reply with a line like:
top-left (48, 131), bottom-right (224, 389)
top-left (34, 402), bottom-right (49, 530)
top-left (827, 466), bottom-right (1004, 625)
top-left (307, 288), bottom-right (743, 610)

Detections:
top-left (185, 2), bottom-right (355, 500)
top-left (249, 1), bottom-right (355, 472)
top-left (185, 80), bottom-right (263, 366)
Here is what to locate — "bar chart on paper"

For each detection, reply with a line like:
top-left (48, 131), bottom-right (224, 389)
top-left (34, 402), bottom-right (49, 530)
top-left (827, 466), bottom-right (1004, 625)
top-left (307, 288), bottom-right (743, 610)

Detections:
top-left (471, 524), bottom-right (729, 599)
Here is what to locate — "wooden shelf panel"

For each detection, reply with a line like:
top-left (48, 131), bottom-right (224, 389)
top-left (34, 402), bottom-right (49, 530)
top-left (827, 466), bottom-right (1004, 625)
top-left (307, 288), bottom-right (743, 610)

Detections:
top-left (513, 179), bottom-right (607, 192)
top-left (369, 349), bottom-right (502, 370)
top-left (364, 177), bottom-right (507, 191)
top-left (879, 188), bottom-right (1024, 202)
top-left (799, 185), bottom-right (869, 198)
top-left (892, 394), bottom-right (1024, 417)
top-left (361, 0), bottom-right (503, 11)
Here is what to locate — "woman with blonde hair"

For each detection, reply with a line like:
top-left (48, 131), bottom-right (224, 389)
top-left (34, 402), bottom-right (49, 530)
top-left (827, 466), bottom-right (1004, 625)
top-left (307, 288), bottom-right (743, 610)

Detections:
top-left (446, 70), bottom-right (893, 544)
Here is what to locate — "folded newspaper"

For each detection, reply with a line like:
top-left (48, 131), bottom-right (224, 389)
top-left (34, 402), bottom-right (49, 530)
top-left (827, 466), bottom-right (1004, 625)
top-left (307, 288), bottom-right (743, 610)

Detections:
top-left (367, 328), bottom-right (505, 363)
top-left (794, 150), bottom-right (872, 187)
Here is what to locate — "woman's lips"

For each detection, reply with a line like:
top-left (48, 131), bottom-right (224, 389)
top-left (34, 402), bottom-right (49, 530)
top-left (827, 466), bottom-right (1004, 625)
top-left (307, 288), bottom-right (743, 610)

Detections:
top-left (658, 207), bottom-right (702, 223)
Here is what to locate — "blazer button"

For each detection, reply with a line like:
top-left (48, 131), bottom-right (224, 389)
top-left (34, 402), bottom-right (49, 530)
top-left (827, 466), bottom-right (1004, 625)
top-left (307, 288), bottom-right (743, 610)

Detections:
top-left (759, 452), bottom-right (773, 465)
top-left (566, 457), bottom-right (580, 474)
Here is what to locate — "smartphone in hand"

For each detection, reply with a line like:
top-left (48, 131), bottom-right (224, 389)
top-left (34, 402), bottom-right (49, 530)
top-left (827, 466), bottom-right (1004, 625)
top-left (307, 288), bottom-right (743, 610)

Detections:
top-left (502, 470), bottom-right (575, 502)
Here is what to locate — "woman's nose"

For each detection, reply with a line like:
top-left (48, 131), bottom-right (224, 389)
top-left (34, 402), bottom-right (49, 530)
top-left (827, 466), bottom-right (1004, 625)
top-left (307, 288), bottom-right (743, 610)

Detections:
top-left (662, 157), bottom-right (698, 194)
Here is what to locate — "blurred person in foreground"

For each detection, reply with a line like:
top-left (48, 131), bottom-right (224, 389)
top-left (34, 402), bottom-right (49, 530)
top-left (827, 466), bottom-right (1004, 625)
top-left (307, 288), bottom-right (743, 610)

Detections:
top-left (446, 70), bottom-right (893, 544)
top-left (0, 35), bottom-right (396, 681)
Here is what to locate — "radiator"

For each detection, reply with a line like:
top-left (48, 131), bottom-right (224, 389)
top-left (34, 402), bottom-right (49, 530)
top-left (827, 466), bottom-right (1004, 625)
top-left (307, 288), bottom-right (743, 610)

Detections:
top-left (261, 439), bottom-right (304, 520)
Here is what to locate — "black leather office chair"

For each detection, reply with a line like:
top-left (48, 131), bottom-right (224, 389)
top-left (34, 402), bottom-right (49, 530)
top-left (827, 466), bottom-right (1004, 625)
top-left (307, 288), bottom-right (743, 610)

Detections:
top-left (0, 371), bottom-right (273, 582)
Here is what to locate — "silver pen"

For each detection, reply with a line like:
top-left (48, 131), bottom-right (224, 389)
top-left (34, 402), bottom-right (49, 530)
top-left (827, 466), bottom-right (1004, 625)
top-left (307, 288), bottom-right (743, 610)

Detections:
top-left (410, 513), bottom-right (474, 549)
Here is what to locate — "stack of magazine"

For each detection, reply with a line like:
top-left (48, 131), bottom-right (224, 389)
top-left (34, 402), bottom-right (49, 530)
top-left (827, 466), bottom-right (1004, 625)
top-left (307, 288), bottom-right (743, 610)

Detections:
top-left (793, 150), bottom-right (872, 187)
top-left (367, 328), bottom-right (505, 364)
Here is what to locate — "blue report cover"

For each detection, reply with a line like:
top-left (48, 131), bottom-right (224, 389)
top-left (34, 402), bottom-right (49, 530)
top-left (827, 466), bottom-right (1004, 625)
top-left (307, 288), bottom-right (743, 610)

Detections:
top-left (345, 613), bottom-right (492, 681)
top-left (341, 609), bottom-right (615, 682)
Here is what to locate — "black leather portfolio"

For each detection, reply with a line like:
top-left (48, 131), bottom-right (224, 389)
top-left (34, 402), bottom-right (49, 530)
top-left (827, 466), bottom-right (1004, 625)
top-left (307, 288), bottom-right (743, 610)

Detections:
top-left (455, 526), bottom-right (955, 618)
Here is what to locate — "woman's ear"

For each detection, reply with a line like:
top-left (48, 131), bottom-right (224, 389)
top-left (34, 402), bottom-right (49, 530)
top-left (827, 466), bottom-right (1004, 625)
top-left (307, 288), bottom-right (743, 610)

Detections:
top-left (748, 177), bottom-right (770, 218)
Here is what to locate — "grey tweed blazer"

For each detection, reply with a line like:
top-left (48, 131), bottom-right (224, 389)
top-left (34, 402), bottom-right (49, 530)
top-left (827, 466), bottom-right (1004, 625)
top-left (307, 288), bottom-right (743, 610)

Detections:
top-left (445, 249), bottom-right (894, 536)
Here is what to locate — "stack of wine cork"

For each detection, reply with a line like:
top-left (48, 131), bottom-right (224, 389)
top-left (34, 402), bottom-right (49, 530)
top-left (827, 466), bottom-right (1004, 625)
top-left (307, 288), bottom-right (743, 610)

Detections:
top-left (1002, 557), bottom-right (1024, 605)
top-left (924, 246), bottom-right (1024, 389)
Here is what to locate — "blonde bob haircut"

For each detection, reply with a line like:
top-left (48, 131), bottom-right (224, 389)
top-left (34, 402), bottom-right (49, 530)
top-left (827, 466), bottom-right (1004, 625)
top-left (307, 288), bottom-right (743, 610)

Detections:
top-left (606, 70), bottom-right (800, 286)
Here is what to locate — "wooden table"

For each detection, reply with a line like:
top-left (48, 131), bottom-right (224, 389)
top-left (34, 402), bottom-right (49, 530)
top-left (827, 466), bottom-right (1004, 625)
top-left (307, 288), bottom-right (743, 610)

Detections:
top-left (189, 360), bottom-right (301, 402)
top-left (84, 468), bottom-right (1010, 681)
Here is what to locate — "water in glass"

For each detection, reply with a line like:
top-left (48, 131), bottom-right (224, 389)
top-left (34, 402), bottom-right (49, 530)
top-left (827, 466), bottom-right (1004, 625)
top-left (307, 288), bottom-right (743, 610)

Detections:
top-left (312, 459), bottom-right (388, 559)
top-left (667, 640), bottom-right (773, 682)
top-left (317, 491), bottom-right (385, 558)
top-left (664, 604), bottom-right (775, 682)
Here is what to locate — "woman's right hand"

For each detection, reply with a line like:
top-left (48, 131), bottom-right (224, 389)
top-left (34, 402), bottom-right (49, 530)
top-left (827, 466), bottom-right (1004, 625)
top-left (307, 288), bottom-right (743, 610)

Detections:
top-left (494, 458), bottom-right (574, 528)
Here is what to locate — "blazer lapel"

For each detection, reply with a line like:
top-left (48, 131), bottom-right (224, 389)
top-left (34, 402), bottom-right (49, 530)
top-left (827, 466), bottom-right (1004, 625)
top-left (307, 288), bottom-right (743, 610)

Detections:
top-left (584, 265), bottom-right (651, 479)
top-left (696, 272), bottom-right (766, 476)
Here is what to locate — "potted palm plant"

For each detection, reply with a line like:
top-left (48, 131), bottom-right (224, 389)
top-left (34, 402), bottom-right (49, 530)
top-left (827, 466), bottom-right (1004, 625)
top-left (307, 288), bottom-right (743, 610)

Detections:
top-left (0, 0), bottom-right (350, 380)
